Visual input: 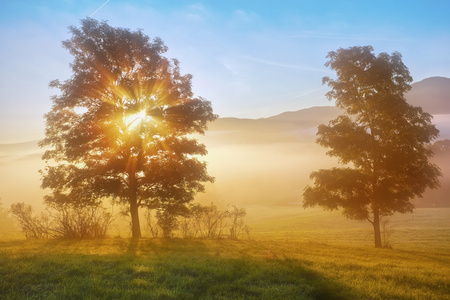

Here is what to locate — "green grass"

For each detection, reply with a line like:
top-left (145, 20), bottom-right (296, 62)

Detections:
top-left (1, 207), bottom-right (449, 299)
top-left (0, 237), bottom-right (449, 299)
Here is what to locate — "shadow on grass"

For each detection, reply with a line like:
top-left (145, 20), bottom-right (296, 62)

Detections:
top-left (0, 238), bottom-right (359, 299)
top-left (127, 238), bottom-right (139, 255)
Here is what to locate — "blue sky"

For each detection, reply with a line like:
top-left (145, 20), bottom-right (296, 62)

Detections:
top-left (1, 0), bottom-right (449, 142)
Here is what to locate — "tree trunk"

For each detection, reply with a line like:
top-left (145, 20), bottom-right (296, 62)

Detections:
top-left (128, 164), bottom-right (142, 238)
top-left (372, 208), bottom-right (382, 248)
top-left (130, 199), bottom-right (141, 238)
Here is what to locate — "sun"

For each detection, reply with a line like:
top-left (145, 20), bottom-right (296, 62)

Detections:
top-left (124, 110), bottom-right (147, 130)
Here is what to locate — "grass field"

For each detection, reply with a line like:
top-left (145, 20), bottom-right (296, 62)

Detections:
top-left (0, 207), bottom-right (449, 299)
top-left (247, 206), bottom-right (450, 252)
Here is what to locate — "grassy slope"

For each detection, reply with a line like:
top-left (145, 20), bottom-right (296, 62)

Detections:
top-left (1, 207), bottom-right (449, 299)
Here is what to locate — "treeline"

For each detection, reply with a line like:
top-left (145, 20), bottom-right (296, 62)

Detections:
top-left (9, 202), bottom-right (249, 240)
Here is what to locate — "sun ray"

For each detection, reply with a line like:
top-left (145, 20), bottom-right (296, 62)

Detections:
top-left (124, 110), bottom-right (146, 129)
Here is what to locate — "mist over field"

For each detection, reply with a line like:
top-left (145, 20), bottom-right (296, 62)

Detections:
top-left (1, 77), bottom-right (449, 211)
top-left (1, 2), bottom-right (450, 298)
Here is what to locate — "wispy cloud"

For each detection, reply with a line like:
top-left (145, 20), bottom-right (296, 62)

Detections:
top-left (241, 56), bottom-right (333, 74)
top-left (182, 3), bottom-right (210, 22)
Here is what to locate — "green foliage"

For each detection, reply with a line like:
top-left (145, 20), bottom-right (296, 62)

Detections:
top-left (40, 18), bottom-right (216, 238)
top-left (303, 46), bottom-right (442, 247)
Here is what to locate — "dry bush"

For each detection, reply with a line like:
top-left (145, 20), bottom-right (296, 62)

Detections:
top-left (179, 203), bottom-right (249, 239)
top-left (144, 209), bottom-right (159, 238)
top-left (178, 217), bottom-right (194, 238)
top-left (189, 203), bottom-right (229, 238)
top-left (10, 203), bottom-right (51, 239)
top-left (228, 205), bottom-right (247, 239)
top-left (10, 202), bottom-right (115, 239)
top-left (142, 203), bottom-right (250, 239)
top-left (48, 204), bottom-right (114, 239)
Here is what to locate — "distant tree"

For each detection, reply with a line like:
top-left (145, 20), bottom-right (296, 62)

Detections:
top-left (0, 198), bottom-right (16, 232)
top-left (40, 18), bottom-right (216, 238)
top-left (303, 46), bottom-right (441, 248)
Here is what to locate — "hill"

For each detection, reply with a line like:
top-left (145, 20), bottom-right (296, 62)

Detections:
top-left (0, 77), bottom-right (449, 209)
top-left (197, 77), bottom-right (450, 207)
top-left (406, 77), bottom-right (450, 114)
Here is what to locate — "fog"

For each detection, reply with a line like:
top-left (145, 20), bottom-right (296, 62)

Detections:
top-left (1, 106), bottom-right (449, 213)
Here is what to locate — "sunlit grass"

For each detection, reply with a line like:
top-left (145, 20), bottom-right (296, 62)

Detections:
top-left (1, 235), bottom-right (449, 299)
top-left (246, 206), bottom-right (450, 252)
top-left (1, 207), bottom-right (449, 299)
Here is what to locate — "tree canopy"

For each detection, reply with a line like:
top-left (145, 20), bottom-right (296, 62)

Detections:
top-left (40, 18), bottom-right (217, 238)
top-left (303, 46), bottom-right (441, 248)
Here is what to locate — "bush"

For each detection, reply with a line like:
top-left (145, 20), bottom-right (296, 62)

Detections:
top-left (147, 203), bottom-right (250, 239)
top-left (228, 205), bottom-right (247, 239)
top-left (48, 204), bottom-right (114, 239)
top-left (144, 209), bottom-right (159, 238)
top-left (189, 203), bottom-right (229, 238)
top-left (156, 209), bottom-right (178, 238)
top-left (10, 202), bottom-right (115, 239)
top-left (10, 203), bottom-right (50, 239)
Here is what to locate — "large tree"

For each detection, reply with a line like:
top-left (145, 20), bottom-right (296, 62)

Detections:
top-left (40, 18), bottom-right (216, 238)
top-left (303, 46), bottom-right (441, 248)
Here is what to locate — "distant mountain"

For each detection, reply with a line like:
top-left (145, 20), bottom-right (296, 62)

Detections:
top-left (405, 76), bottom-right (450, 114)
top-left (206, 106), bottom-right (341, 145)
top-left (414, 139), bottom-right (450, 208)
top-left (1, 77), bottom-right (449, 209)
top-left (0, 140), bottom-right (39, 153)
top-left (198, 77), bottom-right (450, 207)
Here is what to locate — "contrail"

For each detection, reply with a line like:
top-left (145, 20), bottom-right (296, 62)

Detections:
top-left (90, 0), bottom-right (111, 17)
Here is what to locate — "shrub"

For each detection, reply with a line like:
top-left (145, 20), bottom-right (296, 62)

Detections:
top-left (10, 203), bottom-right (50, 239)
top-left (173, 203), bottom-right (249, 239)
top-left (10, 202), bottom-right (115, 239)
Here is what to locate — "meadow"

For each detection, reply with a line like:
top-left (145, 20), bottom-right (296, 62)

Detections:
top-left (0, 207), bottom-right (449, 299)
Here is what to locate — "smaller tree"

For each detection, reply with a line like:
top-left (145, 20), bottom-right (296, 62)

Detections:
top-left (303, 46), bottom-right (441, 248)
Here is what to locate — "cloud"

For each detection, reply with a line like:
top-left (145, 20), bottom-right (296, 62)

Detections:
top-left (241, 55), bottom-right (333, 74)
top-left (182, 3), bottom-right (210, 23)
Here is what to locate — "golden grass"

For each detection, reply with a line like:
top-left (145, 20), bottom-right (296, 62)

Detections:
top-left (0, 206), bottom-right (449, 299)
